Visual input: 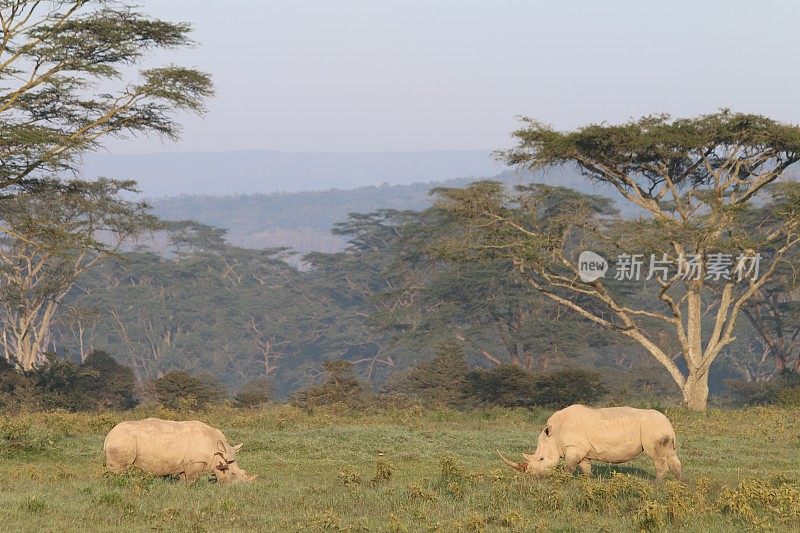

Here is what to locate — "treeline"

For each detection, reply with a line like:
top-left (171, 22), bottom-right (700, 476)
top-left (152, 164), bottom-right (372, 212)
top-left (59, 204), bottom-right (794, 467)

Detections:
top-left (43, 201), bottom-right (797, 402)
top-left (4, 346), bottom-right (798, 413)
top-left (0, 7), bottom-right (796, 412)
top-left (51, 210), bottom-right (659, 397)
top-left (2, 176), bottom-right (798, 408)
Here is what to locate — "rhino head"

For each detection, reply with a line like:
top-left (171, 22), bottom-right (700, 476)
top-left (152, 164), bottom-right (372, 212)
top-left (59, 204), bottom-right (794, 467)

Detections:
top-left (214, 442), bottom-right (257, 483)
top-left (498, 424), bottom-right (560, 477)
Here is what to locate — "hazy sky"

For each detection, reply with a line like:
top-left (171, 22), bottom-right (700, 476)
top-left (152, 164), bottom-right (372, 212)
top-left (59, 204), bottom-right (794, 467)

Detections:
top-left (107, 0), bottom-right (800, 154)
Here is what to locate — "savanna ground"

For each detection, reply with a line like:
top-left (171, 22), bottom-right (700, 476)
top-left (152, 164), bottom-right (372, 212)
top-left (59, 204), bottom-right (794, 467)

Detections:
top-left (1, 405), bottom-right (799, 532)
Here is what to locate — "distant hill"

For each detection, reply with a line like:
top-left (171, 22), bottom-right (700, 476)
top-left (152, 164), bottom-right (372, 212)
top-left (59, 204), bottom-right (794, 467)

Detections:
top-left (81, 149), bottom-right (505, 197)
top-left (149, 168), bottom-right (623, 255)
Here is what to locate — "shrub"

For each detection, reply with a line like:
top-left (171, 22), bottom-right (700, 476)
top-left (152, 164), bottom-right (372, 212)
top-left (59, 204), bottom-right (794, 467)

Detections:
top-left (234, 377), bottom-right (275, 408)
top-left (599, 364), bottom-right (681, 405)
top-left (0, 352), bottom-right (138, 411)
top-left (777, 370), bottom-right (800, 406)
top-left (777, 386), bottom-right (800, 406)
top-left (724, 370), bottom-right (800, 407)
top-left (463, 365), bottom-right (535, 407)
top-left (75, 351), bottom-right (137, 410)
top-left (532, 368), bottom-right (608, 408)
top-left (382, 340), bottom-right (470, 408)
top-left (290, 360), bottom-right (373, 408)
top-left (0, 359), bottom-right (40, 411)
top-left (151, 370), bottom-right (226, 410)
top-left (463, 365), bottom-right (607, 408)
top-left (30, 355), bottom-right (92, 410)
top-left (723, 379), bottom-right (779, 406)
top-left (35, 352), bottom-right (138, 411)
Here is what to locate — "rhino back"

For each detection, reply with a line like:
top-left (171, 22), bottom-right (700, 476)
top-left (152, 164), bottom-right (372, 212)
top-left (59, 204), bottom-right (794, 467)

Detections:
top-left (556, 406), bottom-right (648, 463)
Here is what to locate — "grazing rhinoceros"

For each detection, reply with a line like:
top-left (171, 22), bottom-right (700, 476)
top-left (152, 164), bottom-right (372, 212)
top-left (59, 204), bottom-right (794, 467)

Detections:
top-left (498, 404), bottom-right (682, 480)
top-left (104, 418), bottom-right (257, 483)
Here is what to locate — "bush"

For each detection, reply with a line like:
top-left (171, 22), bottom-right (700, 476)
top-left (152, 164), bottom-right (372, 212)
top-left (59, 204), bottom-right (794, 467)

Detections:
top-left (463, 365), bottom-right (536, 407)
top-left (382, 340), bottom-right (470, 408)
top-left (777, 386), bottom-right (800, 406)
top-left (0, 352), bottom-right (138, 411)
top-left (463, 365), bottom-right (607, 408)
top-left (0, 359), bottom-right (41, 411)
top-left (723, 380), bottom-right (778, 406)
top-left (151, 370), bottom-right (226, 410)
top-left (533, 368), bottom-right (608, 408)
top-left (234, 377), bottom-right (275, 408)
top-left (724, 370), bottom-right (800, 407)
top-left (30, 355), bottom-right (92, 410)
top-left (74, 351), bottom-right (137, 410)
top-left (290, 360), bottom-right (373, 409)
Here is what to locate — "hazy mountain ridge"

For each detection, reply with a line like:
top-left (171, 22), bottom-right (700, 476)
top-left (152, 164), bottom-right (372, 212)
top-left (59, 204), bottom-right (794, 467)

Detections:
top-left (149, 177), bottom-right (480, 253)
top-left (82, 149), bottom-right (504, 197)
top-left (148, 167), bottom-right (619, 254)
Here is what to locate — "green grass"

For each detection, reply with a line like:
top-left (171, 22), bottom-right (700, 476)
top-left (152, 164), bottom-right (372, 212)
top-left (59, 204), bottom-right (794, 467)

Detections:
top-left (1, 405), bottom-right (799, 531)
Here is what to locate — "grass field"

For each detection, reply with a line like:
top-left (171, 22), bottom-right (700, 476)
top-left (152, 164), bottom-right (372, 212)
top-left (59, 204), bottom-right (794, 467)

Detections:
top-left (1, 405), bottom-right (799, 532)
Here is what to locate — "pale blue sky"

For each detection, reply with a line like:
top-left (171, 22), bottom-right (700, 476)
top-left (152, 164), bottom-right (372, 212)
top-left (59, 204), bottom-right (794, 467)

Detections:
top-left (108, 0), bottom-right (800, 154)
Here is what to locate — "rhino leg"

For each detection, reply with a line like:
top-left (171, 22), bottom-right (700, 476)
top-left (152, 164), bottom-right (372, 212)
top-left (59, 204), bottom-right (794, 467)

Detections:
top-left (179, 471), bottom-right (201, 484)
top-left (667, 456), bottom-right (683, 481)
top-left (564, 447), bottom-right (585, 476)
top-left (644, 433), bottom-right (682, 481)
top-left (578, 459), bottom-right (592, 477)
top-left (654, 457), bottom-right (669, 481)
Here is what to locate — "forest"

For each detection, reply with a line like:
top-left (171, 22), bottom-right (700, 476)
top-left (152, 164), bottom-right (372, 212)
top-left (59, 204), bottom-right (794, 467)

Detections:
top-left (0, 0), bottom-right (798, 415)
top-left (1, 171), bottom-right (794, 410)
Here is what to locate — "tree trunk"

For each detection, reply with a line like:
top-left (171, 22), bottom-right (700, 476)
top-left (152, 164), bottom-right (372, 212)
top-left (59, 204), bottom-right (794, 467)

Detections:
top-left (681, 368), bottom-right (710, 411)
top-left (774, 348), bottom-right (787, 373)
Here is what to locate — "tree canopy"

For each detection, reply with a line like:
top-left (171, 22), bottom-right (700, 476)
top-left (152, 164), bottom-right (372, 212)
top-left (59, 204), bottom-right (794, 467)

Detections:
top-left (0, 0), bottom-right (213, 191)
top-left (437, 111), bottom-right (800, 410)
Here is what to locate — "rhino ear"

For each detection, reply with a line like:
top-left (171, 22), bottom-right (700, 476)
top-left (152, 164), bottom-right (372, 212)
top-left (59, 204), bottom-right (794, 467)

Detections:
top-left (544, 426), bottom-right (551, 437)
top-left (233, 443), bottom-right (243, 452)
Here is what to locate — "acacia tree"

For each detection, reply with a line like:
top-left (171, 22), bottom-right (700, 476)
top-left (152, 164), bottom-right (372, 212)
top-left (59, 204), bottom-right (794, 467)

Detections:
top-left (436, 112), bottom-right (800, 410)
top-left (400, 222), bottom-right (616, 370)
top-left (1, 0), bottom-right (213, 192)
top-left (741, 245), bottom-right (800, 375)
top-left (0, 179), bottom-right (156, 369)
top-left (324, 208), bottom-right (615, 373)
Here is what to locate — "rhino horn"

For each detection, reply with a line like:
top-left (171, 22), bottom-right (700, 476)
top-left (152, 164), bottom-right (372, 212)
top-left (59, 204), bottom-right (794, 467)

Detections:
top-left (496, 449), bottom-right (527, 472)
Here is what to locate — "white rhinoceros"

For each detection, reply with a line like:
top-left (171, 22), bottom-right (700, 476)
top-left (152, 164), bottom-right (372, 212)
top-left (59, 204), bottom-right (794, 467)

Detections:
top-left (498, 404), bottom-right (682, 480)
top-left (104, 418), bottom-right (257, 483)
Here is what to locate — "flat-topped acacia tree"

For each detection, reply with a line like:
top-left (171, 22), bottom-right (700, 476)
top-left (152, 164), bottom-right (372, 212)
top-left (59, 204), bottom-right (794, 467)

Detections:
top-left (435, 111), bottom-right (800, 410)
top-left (0, 0), bottom-right (213, 192)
